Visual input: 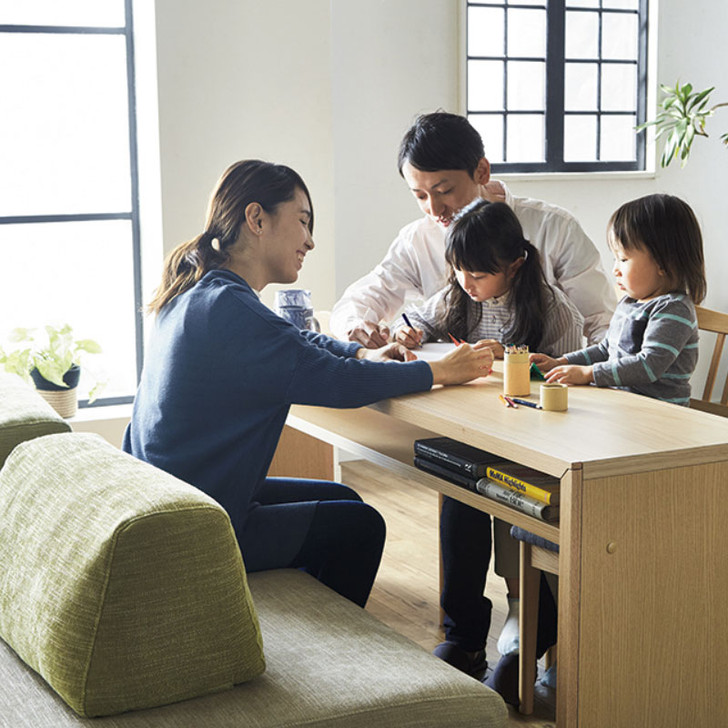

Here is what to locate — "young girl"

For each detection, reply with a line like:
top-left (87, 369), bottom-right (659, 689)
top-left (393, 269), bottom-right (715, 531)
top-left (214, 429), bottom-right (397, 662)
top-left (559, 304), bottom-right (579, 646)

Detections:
top-left (532, 193), bottom-right (706, 406)
top-left (395, 199), bottom-right (584, 358)
top-left (395, 199), bottom-right (584, 674)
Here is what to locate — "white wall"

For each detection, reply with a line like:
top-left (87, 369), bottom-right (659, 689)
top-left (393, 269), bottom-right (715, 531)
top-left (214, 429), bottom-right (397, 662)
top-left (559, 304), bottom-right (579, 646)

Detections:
top-left (153, 0), bottom-right (334, 308)
top-left (152, 0), bottom-right (728, 373)
top-left (330, 1), bottom-right (460, 302)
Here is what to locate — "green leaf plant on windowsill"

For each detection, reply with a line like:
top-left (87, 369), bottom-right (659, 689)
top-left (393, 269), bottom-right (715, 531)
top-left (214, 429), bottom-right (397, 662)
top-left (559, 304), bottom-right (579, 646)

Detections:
top-left (637, 81), bottom-right (728, 167)
top-left (0, 324), bottom-right (106, 418)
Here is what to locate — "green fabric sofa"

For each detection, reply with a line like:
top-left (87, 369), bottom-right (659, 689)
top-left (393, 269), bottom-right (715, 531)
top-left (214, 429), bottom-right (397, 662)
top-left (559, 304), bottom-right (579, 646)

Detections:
top-left (0, 374), bottom-right (507, 727)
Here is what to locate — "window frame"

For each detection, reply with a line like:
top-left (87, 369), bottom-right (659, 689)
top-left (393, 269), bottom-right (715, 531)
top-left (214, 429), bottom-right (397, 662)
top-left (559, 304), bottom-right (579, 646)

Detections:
top-left (0, 0), bottom-right (143, 407)
top-left (464, 0), bottom-right (649, 174)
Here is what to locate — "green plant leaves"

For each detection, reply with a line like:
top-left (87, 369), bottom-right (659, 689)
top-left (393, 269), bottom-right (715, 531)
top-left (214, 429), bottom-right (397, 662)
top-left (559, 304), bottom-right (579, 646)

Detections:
top-left (75, 339), bottom-right (103, 355)
top-left (637, 81), bottom-right (725, 167)
top-left (0, 346), bottom-right (34, 382)
top-left (35, 358), bottom-right (71, 388)
top-left (0, 324), bottom-right (104, 395)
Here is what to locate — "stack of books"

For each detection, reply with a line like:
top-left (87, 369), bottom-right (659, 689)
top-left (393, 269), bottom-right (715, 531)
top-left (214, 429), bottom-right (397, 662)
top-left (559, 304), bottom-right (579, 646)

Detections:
top-left (414, 437), bottom-right (560, 523)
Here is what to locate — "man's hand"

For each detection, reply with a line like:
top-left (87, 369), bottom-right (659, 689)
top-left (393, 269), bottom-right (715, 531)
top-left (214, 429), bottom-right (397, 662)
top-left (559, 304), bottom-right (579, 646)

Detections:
top-left (545, 364), bottom-right (594, 386)
top-left (347, 321), bottom-right (390, 348)
top-left (356, 342), bottom-right (416, 362)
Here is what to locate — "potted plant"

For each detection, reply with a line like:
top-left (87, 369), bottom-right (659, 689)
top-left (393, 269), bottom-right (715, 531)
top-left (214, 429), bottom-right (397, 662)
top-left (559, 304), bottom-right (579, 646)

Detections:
top-left (638, 81), bottom-right (728, 167)
top-left (0, 324), bottom-right (104, 418)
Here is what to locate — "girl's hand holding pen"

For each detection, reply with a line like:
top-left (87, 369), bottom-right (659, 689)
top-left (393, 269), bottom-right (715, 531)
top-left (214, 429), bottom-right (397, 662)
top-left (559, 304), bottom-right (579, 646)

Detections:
top-left (395, 325), bottom-right (423, 349)
top-left (397, 312), bottom-right (423, 349)
top-left (428, 341), bottom-right (494, 386)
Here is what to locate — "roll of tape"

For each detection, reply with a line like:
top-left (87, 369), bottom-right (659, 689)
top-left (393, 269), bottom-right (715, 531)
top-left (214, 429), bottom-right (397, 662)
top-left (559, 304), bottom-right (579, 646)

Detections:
top-left (540, 383), bottom-right (568, 411)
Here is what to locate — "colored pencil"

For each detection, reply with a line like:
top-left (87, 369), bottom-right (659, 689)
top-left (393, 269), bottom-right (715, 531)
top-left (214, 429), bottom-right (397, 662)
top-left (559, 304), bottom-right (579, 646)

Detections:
top-left (511, 397), bottom-right (542, 410)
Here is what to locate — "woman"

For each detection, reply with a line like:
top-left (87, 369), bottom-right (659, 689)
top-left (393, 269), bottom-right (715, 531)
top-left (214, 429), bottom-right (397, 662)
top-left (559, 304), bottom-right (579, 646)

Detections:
top-left (124, 160), bottom-right (493, 607)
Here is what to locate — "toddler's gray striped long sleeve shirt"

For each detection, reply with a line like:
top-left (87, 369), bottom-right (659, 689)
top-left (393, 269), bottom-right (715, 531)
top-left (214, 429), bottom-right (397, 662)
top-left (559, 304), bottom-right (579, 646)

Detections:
top-left (564, 292), bottom-right (698, 405)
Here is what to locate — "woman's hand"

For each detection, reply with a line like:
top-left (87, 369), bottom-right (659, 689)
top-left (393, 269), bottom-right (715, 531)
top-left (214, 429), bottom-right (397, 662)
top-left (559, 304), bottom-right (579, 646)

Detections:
top-left (428, 342), bottom-right (494, 386)
top-left (545, 364), bottom-right (594, 386)
top-left (475, 339), bottom-right (504, 358)
top-left (395, 325), bottom-right (424, 349)
top-left (356, 342), bottom-right (416, 362)
top-left (529, 353), bottom-right (567, 373)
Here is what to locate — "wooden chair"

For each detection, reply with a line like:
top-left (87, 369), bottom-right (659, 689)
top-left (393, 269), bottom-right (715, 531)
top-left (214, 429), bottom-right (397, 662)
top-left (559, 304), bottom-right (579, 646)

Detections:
top-left (512, 528), bottom-right (559, 715)
top-left (690, 305), bottom-right (728, 417)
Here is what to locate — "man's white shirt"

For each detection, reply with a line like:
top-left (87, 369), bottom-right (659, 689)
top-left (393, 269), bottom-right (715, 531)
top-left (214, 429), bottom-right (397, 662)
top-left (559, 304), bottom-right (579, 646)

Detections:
top-left (330, 182), bottom-right (615, 346)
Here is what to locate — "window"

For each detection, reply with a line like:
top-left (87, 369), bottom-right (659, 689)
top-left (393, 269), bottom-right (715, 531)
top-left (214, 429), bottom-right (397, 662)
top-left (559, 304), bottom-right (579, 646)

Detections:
top-left (0, 0), bottom-right (142, 405)
top-left (466, 0), bottom-right (649, 173)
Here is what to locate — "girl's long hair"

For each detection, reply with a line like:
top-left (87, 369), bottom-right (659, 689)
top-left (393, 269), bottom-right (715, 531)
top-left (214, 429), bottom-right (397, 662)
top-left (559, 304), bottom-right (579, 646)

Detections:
top-left (440, 200), bottom-right (553, 348)
top-left (608, 193), bottom-right (706, 305)
top-left (147, 160), bottom-right (313, 314)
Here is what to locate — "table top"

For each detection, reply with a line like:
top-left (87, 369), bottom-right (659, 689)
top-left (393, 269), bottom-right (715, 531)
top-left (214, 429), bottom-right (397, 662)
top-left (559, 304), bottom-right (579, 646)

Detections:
top-left (367, 362), bottom-right (728, 479)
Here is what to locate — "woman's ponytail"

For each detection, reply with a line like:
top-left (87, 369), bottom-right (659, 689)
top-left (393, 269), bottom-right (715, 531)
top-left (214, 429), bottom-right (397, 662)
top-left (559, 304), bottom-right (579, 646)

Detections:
top-left (147, 231), bottom-right (230, 314)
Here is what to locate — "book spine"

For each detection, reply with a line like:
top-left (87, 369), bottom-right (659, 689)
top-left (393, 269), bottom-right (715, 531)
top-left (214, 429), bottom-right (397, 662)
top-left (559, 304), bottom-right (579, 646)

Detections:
top-left (485, 466), bottom-right (557, 505)
top-left (414, 456), bottom-right (479, 491)
top-left (413, 444), bottom-right (486, 478)
top-left (475, 479), bottom-right (558, 522)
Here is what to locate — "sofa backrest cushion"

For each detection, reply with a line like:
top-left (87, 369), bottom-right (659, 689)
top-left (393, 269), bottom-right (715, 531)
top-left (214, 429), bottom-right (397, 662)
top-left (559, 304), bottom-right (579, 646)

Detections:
top-left (0, 373), bottom-right (71, 468)
top-left (0, 432), bottom-right (265, 717)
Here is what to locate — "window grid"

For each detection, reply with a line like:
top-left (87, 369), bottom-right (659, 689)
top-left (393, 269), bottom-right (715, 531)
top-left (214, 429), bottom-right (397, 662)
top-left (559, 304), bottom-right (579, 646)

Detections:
top-left (0, 0), bottom-right (142, 407)
top-left (466, 0), bottom-right (648, 173)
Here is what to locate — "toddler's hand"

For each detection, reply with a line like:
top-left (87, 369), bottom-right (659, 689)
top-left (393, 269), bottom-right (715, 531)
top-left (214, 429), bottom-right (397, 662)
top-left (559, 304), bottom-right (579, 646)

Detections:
top-left (529, 353), bottom-right (565, 373)
top-left (545, 365), bottom-right (594, 386)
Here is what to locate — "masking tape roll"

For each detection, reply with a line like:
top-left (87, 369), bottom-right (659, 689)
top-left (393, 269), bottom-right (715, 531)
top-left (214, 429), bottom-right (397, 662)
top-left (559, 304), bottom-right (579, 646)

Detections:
top-left (540, 382), bottom-right (568, 412)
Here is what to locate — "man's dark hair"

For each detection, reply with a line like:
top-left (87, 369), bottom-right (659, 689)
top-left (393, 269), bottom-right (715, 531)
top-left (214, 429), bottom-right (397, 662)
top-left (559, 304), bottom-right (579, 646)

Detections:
top-left (397, 111), bottom-right (485, 177)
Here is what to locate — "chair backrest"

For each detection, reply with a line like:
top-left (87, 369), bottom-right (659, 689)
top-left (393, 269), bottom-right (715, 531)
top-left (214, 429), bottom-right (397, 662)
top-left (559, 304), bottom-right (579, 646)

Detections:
top-left (691, 305), bottom-right (728, 417)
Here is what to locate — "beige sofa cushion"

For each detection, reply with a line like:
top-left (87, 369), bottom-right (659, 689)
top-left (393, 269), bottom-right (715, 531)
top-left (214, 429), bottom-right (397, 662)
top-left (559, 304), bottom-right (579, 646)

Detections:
top-left (0, 432), bottom-right (265, 717)
top-left (0, 373), bottom-right (70, 468)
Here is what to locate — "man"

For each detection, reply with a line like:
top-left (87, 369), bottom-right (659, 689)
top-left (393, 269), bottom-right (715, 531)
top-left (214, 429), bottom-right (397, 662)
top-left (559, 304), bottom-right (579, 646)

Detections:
top-left (330, 111), bottom-right (614, 698)
top-left (330, 112), bottom-right (614, 347)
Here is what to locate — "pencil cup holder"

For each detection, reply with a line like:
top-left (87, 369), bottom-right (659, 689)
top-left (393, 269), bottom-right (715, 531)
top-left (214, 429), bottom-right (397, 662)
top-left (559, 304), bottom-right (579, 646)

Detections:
top-left (540, 383), bottom-right (568, 411)
top-left (503, 351), bottom-right (530, 396)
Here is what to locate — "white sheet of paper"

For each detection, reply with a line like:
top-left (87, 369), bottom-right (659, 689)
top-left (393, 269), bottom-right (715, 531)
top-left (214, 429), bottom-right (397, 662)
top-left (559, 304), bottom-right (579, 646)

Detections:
top-left (411, 342), bottom-right (457, 362)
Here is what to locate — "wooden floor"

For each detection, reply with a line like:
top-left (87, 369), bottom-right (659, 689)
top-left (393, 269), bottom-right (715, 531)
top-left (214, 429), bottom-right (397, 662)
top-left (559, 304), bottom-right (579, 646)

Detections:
top-left (341, 459), bottom-right (556, 727)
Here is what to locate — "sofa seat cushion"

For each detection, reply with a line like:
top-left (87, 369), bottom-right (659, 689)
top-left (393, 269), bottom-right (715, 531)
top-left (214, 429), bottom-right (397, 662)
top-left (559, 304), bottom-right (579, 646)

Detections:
top-left (0, 373), bottom-right (70, 468)
top-left (0, 432), bottom-right (265, 718)
top-left (0, 569), bottom-right (507, 727)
